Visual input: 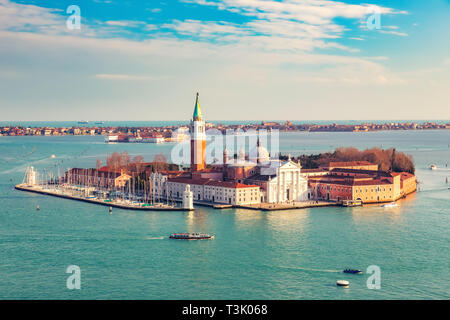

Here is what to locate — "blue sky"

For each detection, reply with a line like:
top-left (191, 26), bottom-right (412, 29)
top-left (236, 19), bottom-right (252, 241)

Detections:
top-left (0, 0), bottom-right (449, 121)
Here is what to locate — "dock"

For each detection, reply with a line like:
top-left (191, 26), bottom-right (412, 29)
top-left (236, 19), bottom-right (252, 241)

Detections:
top-left (15, 184), bottom-right (192, 211)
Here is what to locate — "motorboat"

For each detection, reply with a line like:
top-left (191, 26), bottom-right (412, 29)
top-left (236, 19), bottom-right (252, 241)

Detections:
top-left (336, 280), bottom-right (350, 287)
top-left (430, 164), bottom-right (437, 170)
top-left (169, 233), bottom-right (214, 240)
top-left (343, 269), bottom-right (363, 274)
top-left (382, 202), bottom-right (398, 208)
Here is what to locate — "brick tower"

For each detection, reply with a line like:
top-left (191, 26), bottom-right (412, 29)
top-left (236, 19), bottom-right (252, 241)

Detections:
top-left (190, 92), bottom-right (206, 172)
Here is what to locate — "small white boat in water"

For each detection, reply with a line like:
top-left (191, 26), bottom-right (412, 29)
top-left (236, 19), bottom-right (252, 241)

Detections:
top-left (382, 202), bottom-right (398, 208)
top-left (336, 280), bottom-right (350, 287)
top-left (430, 164), bottom-right (437, 170)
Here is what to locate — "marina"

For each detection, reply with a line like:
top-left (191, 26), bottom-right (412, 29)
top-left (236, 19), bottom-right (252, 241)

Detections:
top-left (15, 184), bottom-right (191, 211)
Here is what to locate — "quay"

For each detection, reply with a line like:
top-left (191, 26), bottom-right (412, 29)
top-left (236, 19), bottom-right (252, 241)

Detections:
top-left (15, 184), bottom-right (192, 211)
top-left (16, 184), bottom-right (337, 212)
top-left (237, 201), bottom-right (338, 211)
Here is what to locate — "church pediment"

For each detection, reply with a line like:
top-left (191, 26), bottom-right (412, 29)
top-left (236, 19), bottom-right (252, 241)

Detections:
top-left (280, 160), bottom-right (300, 169)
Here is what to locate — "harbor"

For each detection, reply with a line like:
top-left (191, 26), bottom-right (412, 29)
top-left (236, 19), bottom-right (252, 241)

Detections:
top-left (15, 166), bottom-right (194, 211)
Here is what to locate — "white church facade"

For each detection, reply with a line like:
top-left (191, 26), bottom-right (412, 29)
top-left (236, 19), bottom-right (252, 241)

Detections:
top-left (265, 160), bottom-right (309, 203)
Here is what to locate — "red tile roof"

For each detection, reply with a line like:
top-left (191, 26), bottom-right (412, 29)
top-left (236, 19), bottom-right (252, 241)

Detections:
top-left (205, 181), bottom-right (259, 188)
top-left (168, 177), bottom-right (210, 185)
top-left (400, 172), bottom-right (415, 180)
top-left (302, 168), bottom-right (327, 173)
top-left (167, 177), bottom-right (259, 188)
top-left (328, 161), bottom-right (376, 167)
top-left (310, 174), bottom-right (393, 186)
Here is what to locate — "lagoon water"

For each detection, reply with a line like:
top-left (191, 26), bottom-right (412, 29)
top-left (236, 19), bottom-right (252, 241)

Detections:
top-left (0, 130), bottom-right (449, 299)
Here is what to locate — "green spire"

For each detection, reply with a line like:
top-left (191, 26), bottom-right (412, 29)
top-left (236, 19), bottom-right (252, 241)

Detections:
top-left (193, 92), bottom-right (202, 121)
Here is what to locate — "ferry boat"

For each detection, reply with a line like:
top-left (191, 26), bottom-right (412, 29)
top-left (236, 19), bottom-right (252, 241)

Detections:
top-left (342, 199), bottom-right (362, 207)
top-left (169, 233), bottom-right (214, 240)
top-left (343, 269), bottom-right (363, 274)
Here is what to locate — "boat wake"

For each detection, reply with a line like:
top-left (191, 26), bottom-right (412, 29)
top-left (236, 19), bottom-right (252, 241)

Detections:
top-left (268, 264), bottom-right (341, 273)
top-left (145, 236), bottom-right (165, 240)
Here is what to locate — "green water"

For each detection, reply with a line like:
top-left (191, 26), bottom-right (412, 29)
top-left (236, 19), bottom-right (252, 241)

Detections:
top-left (0, 130), bottom-right (449, 299)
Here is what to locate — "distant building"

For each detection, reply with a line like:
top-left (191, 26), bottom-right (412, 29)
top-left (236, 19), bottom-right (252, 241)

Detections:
top-left (308, 167), bottom-right (416, 203)
top-left (322, 161), bottom-right (379, 171)
top-left (151, 175), bottom-right (260, 205)
top-left (66, 168), bottom-right (131, 188)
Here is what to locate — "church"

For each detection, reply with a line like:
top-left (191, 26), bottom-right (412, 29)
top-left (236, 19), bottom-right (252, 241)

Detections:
top-left (150, 93), bottom-right (310, 206)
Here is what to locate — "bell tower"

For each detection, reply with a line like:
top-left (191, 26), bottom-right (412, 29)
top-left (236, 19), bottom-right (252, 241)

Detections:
top-left (190, 92), bottom-right (206, 172)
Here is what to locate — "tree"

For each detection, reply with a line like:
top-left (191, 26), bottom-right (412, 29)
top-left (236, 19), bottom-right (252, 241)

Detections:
top-left (154, 154), bottom-right (167, 163)
top-left (295, 147), bottom-right (414, 173)
top-left (133, 155), bottom-right (145, 173)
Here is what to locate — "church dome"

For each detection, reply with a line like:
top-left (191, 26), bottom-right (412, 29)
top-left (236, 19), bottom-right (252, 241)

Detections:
top-left (238, 147), bottom-right (245, 162)
top-left (249, 144), bottom-right (270, 163)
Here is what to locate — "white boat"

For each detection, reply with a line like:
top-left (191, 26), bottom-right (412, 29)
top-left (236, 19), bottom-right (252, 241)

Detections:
top-left (336, 280), bottom-right (349, 287)
top-left (105, 135), bottom-right (119, 143)
top-left (430, 164), bottom-right (437, 170)
top-left (382, 202), bottom-right (398, 208)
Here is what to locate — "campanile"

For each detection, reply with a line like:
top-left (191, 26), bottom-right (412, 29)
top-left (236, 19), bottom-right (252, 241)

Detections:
top-left (190, 92), bottom-right (206, 172)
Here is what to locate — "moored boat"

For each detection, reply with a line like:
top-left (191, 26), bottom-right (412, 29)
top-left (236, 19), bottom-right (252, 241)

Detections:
top-left (169, 233), bottom-right (214, 240)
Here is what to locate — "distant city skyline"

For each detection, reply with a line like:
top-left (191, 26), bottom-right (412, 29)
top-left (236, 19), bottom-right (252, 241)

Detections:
top-left (0, 0), bottom-right (449, 121)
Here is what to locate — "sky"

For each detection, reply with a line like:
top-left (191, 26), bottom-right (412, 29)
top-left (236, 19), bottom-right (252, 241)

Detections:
top-left (0, 0), bottom-right (449, 121)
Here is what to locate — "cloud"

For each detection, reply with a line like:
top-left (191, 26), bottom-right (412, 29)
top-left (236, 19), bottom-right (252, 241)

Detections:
top-left (4, 0), bottom-right (446, 122)
top-left (0, 0), bottom-right (63, 32)
top-left (182, 0), bottom-right (405, 25)
top-left (163, 19), bottom-right (251, 38)
top-left (379, 30), bottom-right (408, 37)
top-left (173, 0), bottom-right (407, 52)
top-left (94, 74), bottom-right (155, 80)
